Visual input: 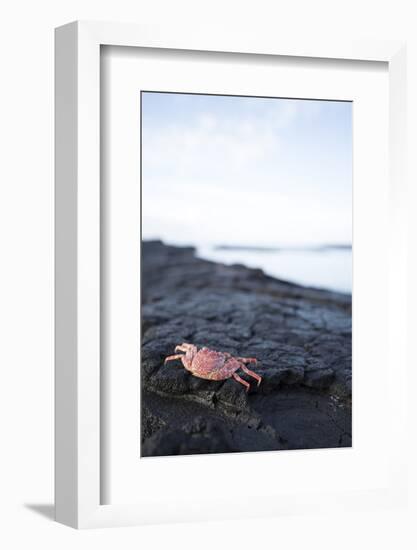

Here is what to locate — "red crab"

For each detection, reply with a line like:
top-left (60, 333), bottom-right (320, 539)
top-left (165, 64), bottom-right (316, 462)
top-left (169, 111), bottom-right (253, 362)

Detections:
top-left (164, 343), bottom-right (261, 392)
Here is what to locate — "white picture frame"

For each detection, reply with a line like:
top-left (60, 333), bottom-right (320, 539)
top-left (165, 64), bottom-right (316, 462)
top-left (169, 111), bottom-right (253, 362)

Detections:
top-left (55, 21), bottom-right (407, 529)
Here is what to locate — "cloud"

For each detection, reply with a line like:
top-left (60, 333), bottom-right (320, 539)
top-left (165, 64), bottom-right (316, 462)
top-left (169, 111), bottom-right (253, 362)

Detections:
top-left (141, 94), bottom-right (351, 247)
top-left (142, 109), bottom-right (283, 183)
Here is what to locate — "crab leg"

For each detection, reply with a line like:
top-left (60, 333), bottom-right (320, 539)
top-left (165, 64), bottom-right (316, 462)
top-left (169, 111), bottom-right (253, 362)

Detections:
top-left (164, 354), bottom-right (184, 364)
top-left (233, 372), bottom-right (251, 392)
top-left (241, 365), bottom-right (262, 386)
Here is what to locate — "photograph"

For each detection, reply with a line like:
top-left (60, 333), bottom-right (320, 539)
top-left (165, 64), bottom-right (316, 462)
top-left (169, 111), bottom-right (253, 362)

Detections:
top-left (140, 91), bottom-right (352, 457)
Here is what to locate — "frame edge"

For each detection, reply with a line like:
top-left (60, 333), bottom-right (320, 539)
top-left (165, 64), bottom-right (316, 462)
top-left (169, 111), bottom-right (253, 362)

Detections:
top-left (55, 21), bottom-right (79, 529)
top-left (54, 19), bottom-right (408, 529)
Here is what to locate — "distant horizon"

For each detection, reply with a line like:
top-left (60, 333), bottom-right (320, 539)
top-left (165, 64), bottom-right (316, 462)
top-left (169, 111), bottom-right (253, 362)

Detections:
top-left (142, 237), bottom-right (352, 250)
top-left (142, 238), bottom-right (352, 294)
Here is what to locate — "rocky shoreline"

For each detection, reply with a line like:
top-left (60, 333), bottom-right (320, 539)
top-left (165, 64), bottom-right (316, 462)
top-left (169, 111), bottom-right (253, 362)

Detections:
top-left (141, 241), bottom-right (352, 457)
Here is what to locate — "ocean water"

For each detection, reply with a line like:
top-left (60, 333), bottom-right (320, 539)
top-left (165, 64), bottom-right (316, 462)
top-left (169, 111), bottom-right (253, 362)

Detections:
top-left (196, 245), bottom-right (352, 295)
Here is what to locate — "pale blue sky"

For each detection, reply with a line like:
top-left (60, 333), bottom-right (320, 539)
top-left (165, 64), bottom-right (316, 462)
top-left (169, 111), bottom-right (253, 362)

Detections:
top-left (141, 92), bottom-right (352, 247)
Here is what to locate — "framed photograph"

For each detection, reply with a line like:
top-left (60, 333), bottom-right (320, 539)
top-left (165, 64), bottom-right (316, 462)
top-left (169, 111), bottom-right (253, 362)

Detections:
top-left (55, 21), bottom-right (407, 528)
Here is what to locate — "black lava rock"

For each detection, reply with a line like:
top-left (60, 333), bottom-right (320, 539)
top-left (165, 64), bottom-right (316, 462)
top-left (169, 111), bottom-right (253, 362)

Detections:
top-left (141, 241), bottom-right (352, 456)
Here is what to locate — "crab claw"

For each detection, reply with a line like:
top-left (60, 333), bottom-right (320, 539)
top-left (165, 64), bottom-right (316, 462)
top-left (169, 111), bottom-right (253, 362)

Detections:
top-left (175, 343), bottom-right (192, 353)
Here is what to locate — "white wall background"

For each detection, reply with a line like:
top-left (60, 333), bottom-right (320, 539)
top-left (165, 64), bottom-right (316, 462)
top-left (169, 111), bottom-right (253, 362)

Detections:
top-left (0, 1), bottom-right (416, 548)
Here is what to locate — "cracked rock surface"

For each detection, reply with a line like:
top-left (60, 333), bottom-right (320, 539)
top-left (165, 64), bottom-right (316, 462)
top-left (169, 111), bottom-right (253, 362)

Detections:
top-left (141, 241), bottom-right (352, 457)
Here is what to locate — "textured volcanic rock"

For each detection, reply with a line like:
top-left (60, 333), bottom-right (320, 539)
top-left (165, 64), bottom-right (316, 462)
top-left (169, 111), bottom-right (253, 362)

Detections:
top-left (141, 240), bottom-right (352, 457)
